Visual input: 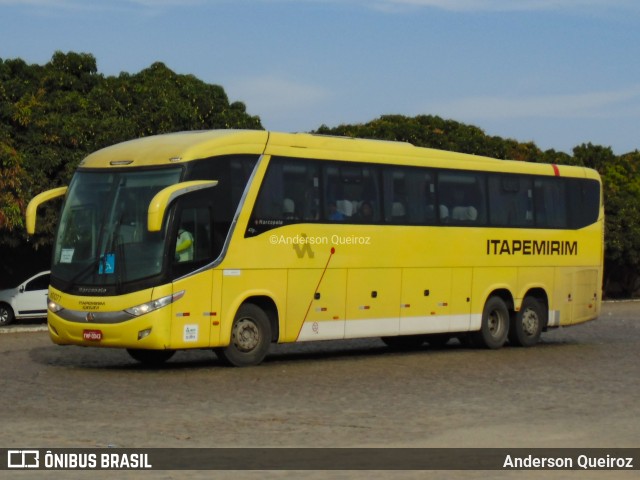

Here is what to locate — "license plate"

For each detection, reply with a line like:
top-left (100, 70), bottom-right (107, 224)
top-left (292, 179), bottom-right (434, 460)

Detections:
top-left (83, 329), bottom-right (103, 341)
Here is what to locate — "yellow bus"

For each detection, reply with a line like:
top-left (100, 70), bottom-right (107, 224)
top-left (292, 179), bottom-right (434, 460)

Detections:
top-left (27, 130), bottom-right (603, 366)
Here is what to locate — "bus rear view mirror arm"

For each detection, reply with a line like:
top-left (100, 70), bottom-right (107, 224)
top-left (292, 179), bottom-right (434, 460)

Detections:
top-left (147, 180), bottom-right (218, 232)
top-left (25, 186), bottom-right (68, 235)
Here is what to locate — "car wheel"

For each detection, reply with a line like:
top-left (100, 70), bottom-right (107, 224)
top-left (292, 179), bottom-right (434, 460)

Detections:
top-left (0, 303), bottom-right (15, 326)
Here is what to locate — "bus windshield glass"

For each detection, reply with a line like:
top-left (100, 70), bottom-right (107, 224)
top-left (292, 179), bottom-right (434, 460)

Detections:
top-left (52, 168), bottom-right (182, 291)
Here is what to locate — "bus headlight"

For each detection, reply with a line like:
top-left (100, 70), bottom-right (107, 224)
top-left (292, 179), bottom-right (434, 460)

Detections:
top-left (125, 290), bottom-right (185, 317)
top-left (48, 297), bottom-right (63, 313)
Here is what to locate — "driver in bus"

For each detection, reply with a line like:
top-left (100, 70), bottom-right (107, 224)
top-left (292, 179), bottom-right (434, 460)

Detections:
top-left (175, 228), bottom-right (194, 262)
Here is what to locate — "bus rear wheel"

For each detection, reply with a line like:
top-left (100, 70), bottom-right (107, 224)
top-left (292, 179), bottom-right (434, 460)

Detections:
top-left (472, 296), bottom-right (510, 349)
top-left (215, 304), bottom-right (271, 367)
top-left (509, 297), bottom-right (545, 347)
top-left (127, 349), bottom-right (175, 366)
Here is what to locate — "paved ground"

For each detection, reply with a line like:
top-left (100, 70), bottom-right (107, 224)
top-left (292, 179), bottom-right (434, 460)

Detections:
top-left (1, 301), bottom-right (638, 479)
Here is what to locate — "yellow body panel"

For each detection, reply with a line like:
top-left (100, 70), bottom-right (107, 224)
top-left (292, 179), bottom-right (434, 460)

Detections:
top-left (47, 285), bottom-right (173, 349)
top-left (400, 268), bottom-right (453, 334)
top-left (79, 130), bottom-right (269, 168)
top-left (286, 268), bottom-right (347, 342)
top-left (344, 268), bottom-right (402, 338)
top-left (169, 270), bottom-right (214, 348)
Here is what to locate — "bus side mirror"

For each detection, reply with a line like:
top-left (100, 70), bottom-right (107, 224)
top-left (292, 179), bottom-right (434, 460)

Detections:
top-left (147, 180), bottom-right (218, 232)
top-left (25, 187), bottom-right (68, 235)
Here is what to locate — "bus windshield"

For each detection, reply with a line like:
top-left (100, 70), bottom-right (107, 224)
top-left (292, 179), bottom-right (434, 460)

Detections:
top-left (52, 168), bottom-right (182, 292)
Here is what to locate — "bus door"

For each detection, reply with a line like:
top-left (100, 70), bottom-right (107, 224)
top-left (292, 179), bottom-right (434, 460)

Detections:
top-left (169, 203), bottom-right (215, 348)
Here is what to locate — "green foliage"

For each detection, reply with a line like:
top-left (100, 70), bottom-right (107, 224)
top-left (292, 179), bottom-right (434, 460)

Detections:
top-left (0, 131), bottom-right (26, 240)
top-left (317, 114), bottom-right (545, 161)
top-left (597, 150), bottom-right (640, 296)
top-left (0, 51), bottom-right (263, 249)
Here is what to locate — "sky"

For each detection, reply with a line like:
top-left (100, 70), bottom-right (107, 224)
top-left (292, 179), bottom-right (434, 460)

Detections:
top-left (1, 0), bottom-right (640, 154)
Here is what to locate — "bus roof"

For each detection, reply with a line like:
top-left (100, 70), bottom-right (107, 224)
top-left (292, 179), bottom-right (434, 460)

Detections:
top-left (79, 130), bottom-right (269, 168)
top-left (78, 129), bottom-right (600, 181)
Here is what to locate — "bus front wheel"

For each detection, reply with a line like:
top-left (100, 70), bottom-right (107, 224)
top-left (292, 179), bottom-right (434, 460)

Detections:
top-left (215, 304), bottom-right (271, 367)
top-left (473, 296), bottom-right (510, 349)
top-left (509, 297), bottom-right (545, 347)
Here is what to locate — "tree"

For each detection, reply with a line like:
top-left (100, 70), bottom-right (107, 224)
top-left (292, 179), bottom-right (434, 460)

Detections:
top-left (0, 132), bottom-right (26, 243)
top-left (600, 153), bottom-right (640, 296)
top-left (0, 52), bottom-right (263, 278)
top-left (0, 52), bottom-right (262, 238)
top-left (317, 114), bottom-right (547, 160)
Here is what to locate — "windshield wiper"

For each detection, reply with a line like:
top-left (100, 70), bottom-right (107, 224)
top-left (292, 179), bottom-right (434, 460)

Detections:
top-left (64, 212), bottom-right (122, 290)
top-left (63, 256), bottom-right (107, 290)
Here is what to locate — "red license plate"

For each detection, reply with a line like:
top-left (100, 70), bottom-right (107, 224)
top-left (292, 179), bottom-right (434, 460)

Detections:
top-left (83, 329), bottom-right (103, 341)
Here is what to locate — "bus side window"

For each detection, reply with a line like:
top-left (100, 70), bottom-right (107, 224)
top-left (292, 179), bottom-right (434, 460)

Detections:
top-left (566, 178), bottom-right (600, 229)
top-left (438, 171), bottom-right (486, 224)
top-left (250, 157), bottom-right (320, 232)
top-left (534, 178), bottom-right (567, 228)
top-left (382, 167), bottom-right (406, 223)
top-left (254, 161), bottom-right (285, 220)
top-left (488, 175), bottom-right (533, 227)
top-left (382, 166), bottom-right (435, 224)
top-left (423, 175), bottom-right (437, 223)
top-left (323, 163), bottom-right (380, 223)
top-left (175, 207), bottom-right (212, 264)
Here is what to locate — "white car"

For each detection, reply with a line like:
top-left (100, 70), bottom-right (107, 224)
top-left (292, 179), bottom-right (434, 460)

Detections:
top-left (0, 271), bottom-right (50, 326)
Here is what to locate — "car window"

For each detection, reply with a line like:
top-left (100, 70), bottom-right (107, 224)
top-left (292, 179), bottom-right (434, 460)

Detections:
top-left (25, 274), bottom-right (50, 291)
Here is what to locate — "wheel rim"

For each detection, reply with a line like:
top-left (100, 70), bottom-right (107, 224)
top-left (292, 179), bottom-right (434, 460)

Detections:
top-left (0, 309), bottom-right (8, 325)
top-left (521, 307), bottom-right (539, 337)
top-left (233, 318), bottom-right (261, 352)
top-left (487, 309), bottom-right (506, 338)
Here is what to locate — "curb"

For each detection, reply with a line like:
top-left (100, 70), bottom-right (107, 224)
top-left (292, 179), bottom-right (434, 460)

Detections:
top-left (0, 325), bottom-right (48, 334)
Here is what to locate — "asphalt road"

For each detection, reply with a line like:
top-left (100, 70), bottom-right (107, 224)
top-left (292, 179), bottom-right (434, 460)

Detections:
top-left (1, 301), bottom-right (638, 479)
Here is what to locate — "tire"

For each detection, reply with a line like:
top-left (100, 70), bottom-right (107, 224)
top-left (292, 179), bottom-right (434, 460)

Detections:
top-left (0, 303), bottom-right (15, 326)
top-left (381, 335), bottom-right (426, 350)
top-left (127, 349), bottom-right (175, 366)
top-left (215, 304), bottom-right (272, 367)
top-left (472, 296), bottom-right (510, 349)
top-left (509, 297), bottom-right (545, 347)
